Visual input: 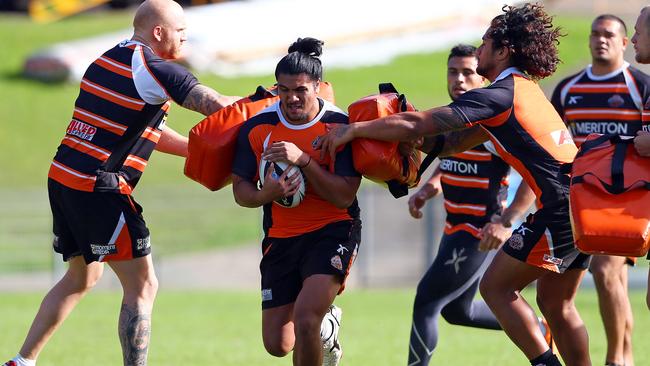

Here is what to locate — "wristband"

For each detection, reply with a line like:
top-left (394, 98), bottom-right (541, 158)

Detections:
top-left (299, 155), bottom-right (312, 169)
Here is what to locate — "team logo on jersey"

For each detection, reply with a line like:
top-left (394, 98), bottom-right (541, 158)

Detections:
top-left (312, 136), bottom-right (321, 150)
top-left (90, 243), bottom-right (117, 255)
top-left (543, 254), bottom-right (563, 266)
top-left (440, 159), bottom-right (478, 174)
top-left (52, 235), bottom-right (60, 248)
top-left (607, 94), bottom-right (625, 108)
top-left (136, 236), bottom-right (151, 251)
top-left (508, 234), bottom-right (525, 250)
top-left (261, 288), bottom-right (272, 301)
top-left (516, 225), bottom-right (533, 236)
top-left (330, 255), bottom-right (343, 271)
top-left (444, 248), bottom-right (468, 274)
top-left (67, 120), bottom-right (97, 141)
top-left (568, 96), bottom-right (583, 105)
top-left (550, 129), bottom-right (573, 146)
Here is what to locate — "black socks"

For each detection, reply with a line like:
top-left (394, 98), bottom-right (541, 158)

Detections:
top-left (530, 349), bottom-right (562, 366)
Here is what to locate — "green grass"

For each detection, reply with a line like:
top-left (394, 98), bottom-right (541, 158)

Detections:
top-left (0, 288), bottom-right (648, 365)
top-left (0, 11), bottom-right (594, 272)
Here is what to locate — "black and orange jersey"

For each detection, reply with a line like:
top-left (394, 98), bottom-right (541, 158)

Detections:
top-left (48, 40), bottom-right (198, 194)
top-left (440, 143), bottom-right (510, 238)
top-left (450, 68), bottom-right (577, 209)
top-left (232, 99), bottom-right (360, 238)
top-left (551, 63), bottom-right (650, 146)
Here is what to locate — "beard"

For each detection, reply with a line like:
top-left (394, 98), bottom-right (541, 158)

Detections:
top-left (476, 63), bottom-right (490, 78)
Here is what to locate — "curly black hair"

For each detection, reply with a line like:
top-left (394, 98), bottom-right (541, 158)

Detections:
top-left (486, 3), bottom-right (561, 80)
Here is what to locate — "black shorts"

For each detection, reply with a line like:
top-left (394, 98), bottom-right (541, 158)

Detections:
top-left (259, 219), bottom-right (361, 309)
top-left (48, 179), bottom-right (151, 264)
top-left (502, 204), bottom-right (591, 273)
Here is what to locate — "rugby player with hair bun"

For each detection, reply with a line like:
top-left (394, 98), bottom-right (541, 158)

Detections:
top-left (231, 37), bottom-right (361, 366)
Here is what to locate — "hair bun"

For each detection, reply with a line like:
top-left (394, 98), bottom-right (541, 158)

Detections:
top-left (288, 37), bottom-right (323, 57)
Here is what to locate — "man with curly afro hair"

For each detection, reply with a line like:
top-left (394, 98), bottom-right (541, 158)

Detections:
top-left (318, 3), bottom-right (591, 365)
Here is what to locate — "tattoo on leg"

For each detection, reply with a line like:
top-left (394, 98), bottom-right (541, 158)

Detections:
top-left (118, 303), bottom-right (151, 366)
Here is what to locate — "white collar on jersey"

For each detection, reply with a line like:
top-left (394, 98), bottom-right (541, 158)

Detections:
top-left (119, 39), bottom-right (155, 53)
top-left (585, 61), bottom-right (630, 81)
top-left (275, 98), bottom-right (344, 130)
top-left (494, 67), bottom-right (526, 82)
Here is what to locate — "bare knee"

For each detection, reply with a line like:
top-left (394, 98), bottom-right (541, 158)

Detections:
top-left (590, 265), bottom-right (611, 285)
top-left (590, 258), bottom-right (622, 287)
top-left (293, 309), bottom-right (322, 340)
top-left (263, 330), bottom-right (294, 357)
top-left (265, 341), bottom-right (292, 357)
top-left (111, 258), bottom-right (159, 304)
top-left (536, 286), bottom-right (560, 315)
top-left (537, 288), bottom-right (575, 320)
top-left (132, 273), bottom-right (158, 303)
top-left (479, 275), bottom-right (499, 305)
top-left (65, 261), bottom-right (103, 294)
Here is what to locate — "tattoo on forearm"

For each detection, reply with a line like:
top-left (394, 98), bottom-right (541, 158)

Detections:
top-left (438, 126), bottom-right (488, 157)
top-left (430, 107), bottom-right (467, 134)
top-left (182, 85), bottom-right (223, 116)
top-left (119, 303), bottom-right (151, 366)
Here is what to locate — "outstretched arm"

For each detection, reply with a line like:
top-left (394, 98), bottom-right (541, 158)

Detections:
top-left (155, 126), bottom-right (188, 157)
top-left (317, 106), bottom-right (467, 160)
top-left (420, 125), bottom-right (490, 157)
top-left (182, 84), bottom-right (240, 116)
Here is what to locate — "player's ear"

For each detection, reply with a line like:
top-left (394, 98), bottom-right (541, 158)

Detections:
top-left (497, 45), bottom-right (511, 62)
top-left (152, 25), bottom-right (163, 42)
top-left (314, 80), bottom-right (320, 94)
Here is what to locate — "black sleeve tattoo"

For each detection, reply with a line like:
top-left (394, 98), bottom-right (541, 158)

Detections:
top-left (118, 303), bottom-right (152, 366)
top-left (439, 125), bottom-right (489, 157)
top-left (419, 107), bottom-right (483, 154)
top-left (182, 84), bottom-right (224, 116)
top-left (429, 106), bottom-right (468, 134)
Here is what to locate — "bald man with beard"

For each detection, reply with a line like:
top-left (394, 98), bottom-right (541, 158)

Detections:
top-left (3, 1), bottom-right (238, 365)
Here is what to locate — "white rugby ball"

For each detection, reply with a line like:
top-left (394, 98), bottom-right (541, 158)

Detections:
top-left (258, 158), bottom-right (306, 208)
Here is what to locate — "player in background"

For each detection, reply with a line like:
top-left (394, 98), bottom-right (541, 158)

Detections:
top-left (3, 1), bottom-right (239, 365)
top-left (231, 37), bottom-right (361, 366)
top-left (405, 44), bottom-right (539, 366)
top-left (317, 4), bottom-right (592, 365)
top-left (630, 5), bottom-right (650, 311)
top-left (550, 14), bottom-right (650, 366)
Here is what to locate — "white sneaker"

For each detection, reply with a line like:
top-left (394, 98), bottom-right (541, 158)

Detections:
top-left (321, 304), bottom-right (343, 366)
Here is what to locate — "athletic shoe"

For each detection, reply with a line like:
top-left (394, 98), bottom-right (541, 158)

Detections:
top-left (322, 304), bottom-right (343, 366)
top-left (539, 317), bottom-right (556, 352)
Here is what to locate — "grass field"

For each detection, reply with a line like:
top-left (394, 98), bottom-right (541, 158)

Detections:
top-left (0, 10), bottom-right (596, 272)
top-left (0, 288), bottom-right (648, 365)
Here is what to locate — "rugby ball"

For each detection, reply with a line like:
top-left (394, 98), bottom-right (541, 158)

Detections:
top-left (258, 158), bottom-right (306, 208)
